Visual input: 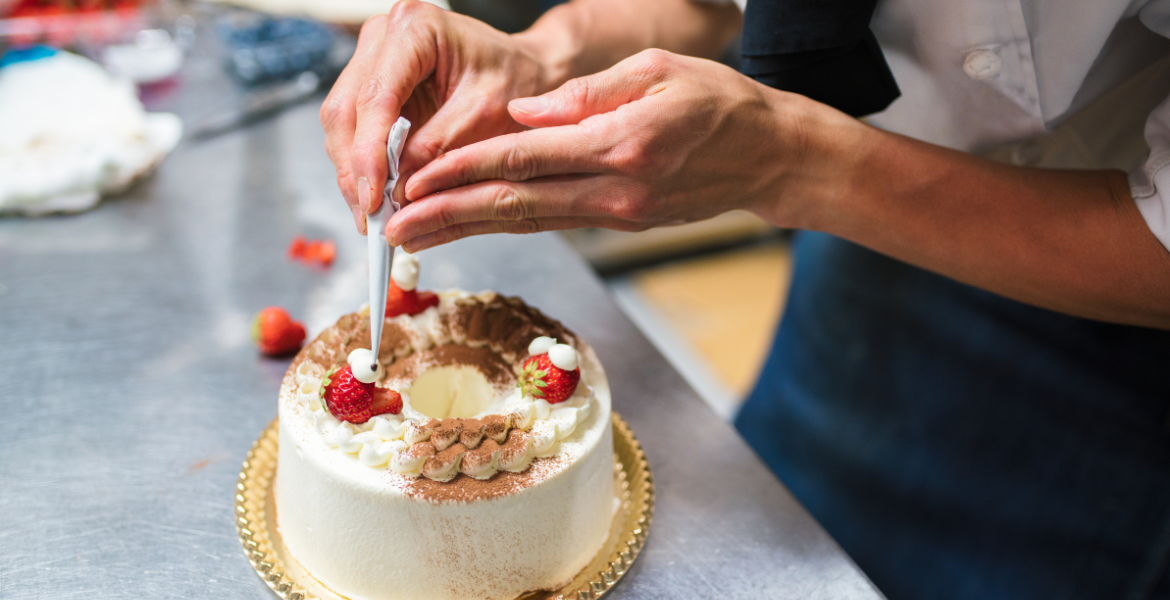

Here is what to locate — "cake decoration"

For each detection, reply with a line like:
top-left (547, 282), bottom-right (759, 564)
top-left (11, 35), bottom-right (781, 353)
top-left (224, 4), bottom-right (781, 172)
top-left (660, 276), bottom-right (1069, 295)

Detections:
top-left (391, 250), bottom-right (420, 290)
top-left (519, 343), bottom-right (582, 404)
top-left (385, 279), bottom-right (440, 317)
top-left (288, 288), bottom-right (595, 482)
top-left (381, 248), bottom-right (439, 317)
top-left (252, 306), bottom-right (306, 356)
top-left (319, 365), bottom-right (402, 424)
top-left (346, 347), bottom-right (383, 383)
top-left (274, 282), bottom-right (616, 600)
top-left (528, 335), bottom-right (557, 355)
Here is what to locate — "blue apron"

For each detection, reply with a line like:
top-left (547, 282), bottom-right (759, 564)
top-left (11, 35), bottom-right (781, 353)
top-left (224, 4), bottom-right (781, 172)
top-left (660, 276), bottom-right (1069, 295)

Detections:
top-left (735, 232), bottom-right (1170, 599)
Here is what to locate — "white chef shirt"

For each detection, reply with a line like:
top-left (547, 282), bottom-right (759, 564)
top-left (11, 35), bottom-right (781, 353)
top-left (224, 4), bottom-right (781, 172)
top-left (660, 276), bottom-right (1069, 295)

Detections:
top-left (707, 0), bottom-right (1170, 251)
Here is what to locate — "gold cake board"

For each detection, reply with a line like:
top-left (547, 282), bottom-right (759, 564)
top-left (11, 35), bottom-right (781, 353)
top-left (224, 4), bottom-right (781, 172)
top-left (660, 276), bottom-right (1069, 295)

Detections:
top-left (235, 413), bottom-right (655, 600)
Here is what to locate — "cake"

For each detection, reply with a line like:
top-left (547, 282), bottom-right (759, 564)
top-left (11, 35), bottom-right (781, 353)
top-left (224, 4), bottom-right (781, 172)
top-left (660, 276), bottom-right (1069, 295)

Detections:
top-left (274, 253), bottom-right (616, 600)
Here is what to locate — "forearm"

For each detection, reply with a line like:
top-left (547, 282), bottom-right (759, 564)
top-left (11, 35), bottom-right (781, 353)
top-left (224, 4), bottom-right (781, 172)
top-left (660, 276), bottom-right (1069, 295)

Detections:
top-left (512, 0), bottom-right (741, 91)
top-left (768, 96), bottom-right (1170, 329)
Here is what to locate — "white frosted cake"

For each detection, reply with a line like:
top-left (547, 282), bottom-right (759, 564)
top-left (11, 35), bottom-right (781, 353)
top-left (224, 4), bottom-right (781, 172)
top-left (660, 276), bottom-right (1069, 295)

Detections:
top-left (274, 270), bottom-right (615, 600)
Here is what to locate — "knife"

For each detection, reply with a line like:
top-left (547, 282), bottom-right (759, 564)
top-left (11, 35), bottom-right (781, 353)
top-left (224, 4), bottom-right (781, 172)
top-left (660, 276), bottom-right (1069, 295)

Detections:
top-left (366, 116), bottom-right (411, 368)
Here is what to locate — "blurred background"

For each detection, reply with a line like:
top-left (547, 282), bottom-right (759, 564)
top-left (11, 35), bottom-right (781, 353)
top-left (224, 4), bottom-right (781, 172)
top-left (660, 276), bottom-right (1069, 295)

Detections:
top-left (0, 0), bottom-right (790, 421)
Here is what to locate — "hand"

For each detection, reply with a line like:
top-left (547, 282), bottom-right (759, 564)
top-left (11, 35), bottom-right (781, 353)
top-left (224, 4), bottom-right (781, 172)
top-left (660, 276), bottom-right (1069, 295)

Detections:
top-left (321, 0), bottom-right (553, 234)
top-left (387, 49), bottom-right (809, 251)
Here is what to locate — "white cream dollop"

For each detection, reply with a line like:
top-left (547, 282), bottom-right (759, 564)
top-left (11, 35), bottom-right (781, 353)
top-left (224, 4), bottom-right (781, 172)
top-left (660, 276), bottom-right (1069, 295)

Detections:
top-left (391, 250), bottom-right (420, 291)
top-left (372, 415), bottom-right (407, 440)
top-left (347, 348), bottom-right (383, 384)
top-left (548, 344), bottom-right (579, 371)
top-left (528, 336), bottom-right (556, 356)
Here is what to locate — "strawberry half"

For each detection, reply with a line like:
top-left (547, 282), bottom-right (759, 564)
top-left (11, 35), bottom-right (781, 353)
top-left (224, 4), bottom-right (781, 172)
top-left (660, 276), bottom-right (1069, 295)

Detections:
top-left (251, 307), bottom-right (306, 356)
top-left (385, 279), bottom-right (439, 318)
top-left (372, 388), bottom-right (404, 416)
top-left (321, 366), bottom-right (402, 423)
top-left (321, 365), bottom-right (375, 423)
top-left (518, 354), bottom-right (580, 404)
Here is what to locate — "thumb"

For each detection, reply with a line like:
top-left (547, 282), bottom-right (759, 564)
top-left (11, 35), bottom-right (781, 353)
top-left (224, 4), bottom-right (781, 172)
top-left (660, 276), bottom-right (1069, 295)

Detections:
top-left (508, 51), bottom-right (672, 128)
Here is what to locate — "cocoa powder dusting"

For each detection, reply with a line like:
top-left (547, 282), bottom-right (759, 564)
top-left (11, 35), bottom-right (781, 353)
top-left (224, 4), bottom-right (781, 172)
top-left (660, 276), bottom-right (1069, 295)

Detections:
top-left (427, 423), bottom-right (459, 451)
top-left (404, 441), bottom-right (436, 461)
top-left (461, 439), bottom-right (500, 471)
top-left (383, 351), bottom-right (424, 382)
top-left (461, 303), bottom-right (488, 343)
top-left (482, 415), bottom-right (507, 442)
top-left (405, 456), bottom-right (566, 503)
top-left (288, 294), bottom-right (587, 490)
top-left (296, 296), bottom-right (577, 380)
top-left (499, 429), bottom-right (529, 463)
top-left (433, 442), bottom-right (467, 466)
top-left (385, 344), bottom-right (515, 390)
top-left (459, 420), bottom-right (486, 448)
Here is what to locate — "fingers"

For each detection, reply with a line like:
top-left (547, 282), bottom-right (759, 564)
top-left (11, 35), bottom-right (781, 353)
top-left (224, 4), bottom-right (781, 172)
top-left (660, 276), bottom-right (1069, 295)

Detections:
top-left (322, 17), bottom-right (387, 231)
top-left (389, 175), bottom-right (625, 246)
top-left (402, 50), bottom-right (688, 200)
top-left (395, 86), bottom-right (525, 204)
top-left (507, 48), bottom-right (676, 128)
top-left (401, 215), bottom-right (635, 252)
top-left (405, 125), bottom-right (615, 200)
top-left (350, 3), bottom-right (444, 213)
top-left (321, 0), bottom-right (444, 224)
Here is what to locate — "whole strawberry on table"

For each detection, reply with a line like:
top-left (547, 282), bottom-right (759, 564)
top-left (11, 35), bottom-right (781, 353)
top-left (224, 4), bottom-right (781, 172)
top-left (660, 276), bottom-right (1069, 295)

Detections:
top-left (252, 307), bottom-right (306, 356)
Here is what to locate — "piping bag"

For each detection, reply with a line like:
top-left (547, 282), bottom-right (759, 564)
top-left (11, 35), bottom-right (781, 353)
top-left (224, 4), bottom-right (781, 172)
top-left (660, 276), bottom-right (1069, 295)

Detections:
top-left (366, 116), bottom-right (411, 369)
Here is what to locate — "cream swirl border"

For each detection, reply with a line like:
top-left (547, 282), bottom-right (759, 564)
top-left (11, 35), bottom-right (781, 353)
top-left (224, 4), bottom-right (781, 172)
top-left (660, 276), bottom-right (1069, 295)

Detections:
top-left (290, 353), bottom-right (593, 481)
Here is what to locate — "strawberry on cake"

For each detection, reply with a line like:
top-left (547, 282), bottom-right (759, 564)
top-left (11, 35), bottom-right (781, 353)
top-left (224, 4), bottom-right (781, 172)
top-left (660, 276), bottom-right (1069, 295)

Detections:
top-left (274, 252), bottom-right (615, 600)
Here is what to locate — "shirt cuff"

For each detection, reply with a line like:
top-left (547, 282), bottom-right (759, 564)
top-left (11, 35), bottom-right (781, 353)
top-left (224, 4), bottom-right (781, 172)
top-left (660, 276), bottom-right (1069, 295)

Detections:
top-left (689, 0), bottom-right (745, 12)
top-left (1131, 95), bottom-right (1170, 251)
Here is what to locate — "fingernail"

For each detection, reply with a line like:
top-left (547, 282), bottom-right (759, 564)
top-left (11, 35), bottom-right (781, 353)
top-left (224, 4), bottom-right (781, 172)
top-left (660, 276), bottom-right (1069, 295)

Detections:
top-left (352, 205), bottom-right (366, 235)
top-left (389, 226), bottom-right (412, 247)
top-left (357, 177), bottom-right (371, 212)
top-left (404, 179), bottom-right (422, 200)
top-left (510, 96), bottom-right (549, 115)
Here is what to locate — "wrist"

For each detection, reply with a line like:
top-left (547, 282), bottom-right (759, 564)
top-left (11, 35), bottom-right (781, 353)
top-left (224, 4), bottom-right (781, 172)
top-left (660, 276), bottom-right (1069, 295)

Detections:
top-left (749, 90), bottom-right (876, 232)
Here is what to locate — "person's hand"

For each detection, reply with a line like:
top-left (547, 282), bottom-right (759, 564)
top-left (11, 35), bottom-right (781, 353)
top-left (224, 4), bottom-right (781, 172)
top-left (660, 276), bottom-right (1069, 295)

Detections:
top-left (321, 0), bottom-right (554, 234)
top-left (387, 49), bottom-right (821, 251)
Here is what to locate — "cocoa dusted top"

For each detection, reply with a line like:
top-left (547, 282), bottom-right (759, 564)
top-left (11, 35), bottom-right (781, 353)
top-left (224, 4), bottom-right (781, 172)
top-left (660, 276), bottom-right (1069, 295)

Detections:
top-left (288, 290), bottom-right (586, 499)
top-left (328, 292), bottom-right (578, 370)
top-left (384, 345), bottom-right (514, 390)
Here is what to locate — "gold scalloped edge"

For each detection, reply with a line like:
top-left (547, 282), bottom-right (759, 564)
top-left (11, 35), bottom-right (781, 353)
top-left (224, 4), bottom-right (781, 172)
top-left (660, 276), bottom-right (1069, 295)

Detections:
top-left (235, 424), bottom-right (312, 600)
top-left (556, 413), bottom-right (654, 600)
top-left (234, 413), bottom-right (654, 600)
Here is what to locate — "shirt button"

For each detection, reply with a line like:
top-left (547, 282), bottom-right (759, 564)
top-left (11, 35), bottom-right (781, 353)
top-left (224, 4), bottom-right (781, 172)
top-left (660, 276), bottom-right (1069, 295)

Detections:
top-left (963, 49), bottom-right (1002, 81)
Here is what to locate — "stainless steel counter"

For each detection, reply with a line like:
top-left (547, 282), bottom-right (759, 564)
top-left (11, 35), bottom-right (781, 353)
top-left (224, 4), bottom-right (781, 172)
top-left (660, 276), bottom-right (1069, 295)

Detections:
top-left (0, 50), bottom-right (882, 600)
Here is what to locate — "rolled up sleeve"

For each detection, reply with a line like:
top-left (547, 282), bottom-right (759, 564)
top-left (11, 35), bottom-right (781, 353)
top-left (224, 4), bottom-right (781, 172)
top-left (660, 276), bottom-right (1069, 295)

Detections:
top-left (1131, 95), bottom-right (1170, 250)
top-left (1133, 0), bottom-right (1170, 250)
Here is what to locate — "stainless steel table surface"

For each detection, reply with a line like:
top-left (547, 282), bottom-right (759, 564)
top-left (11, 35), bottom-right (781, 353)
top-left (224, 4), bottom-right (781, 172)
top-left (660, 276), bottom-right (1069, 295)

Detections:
top-left (0, 64), bottom-right (882, 600)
